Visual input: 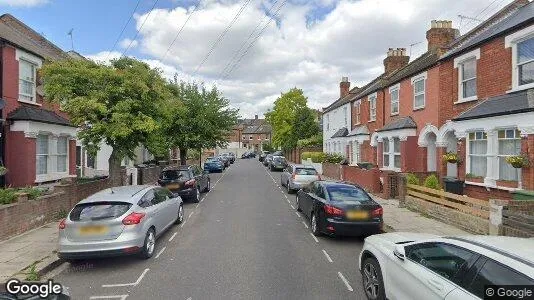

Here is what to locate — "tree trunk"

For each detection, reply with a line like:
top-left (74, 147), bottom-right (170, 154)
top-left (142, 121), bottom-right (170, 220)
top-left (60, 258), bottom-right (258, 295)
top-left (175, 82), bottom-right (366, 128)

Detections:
top-left (199, 147), bottom-right (202, 167)
top-left (179, 147), bottom-right (188, 165)
top-left (108, 148), bottom-right (123, 186)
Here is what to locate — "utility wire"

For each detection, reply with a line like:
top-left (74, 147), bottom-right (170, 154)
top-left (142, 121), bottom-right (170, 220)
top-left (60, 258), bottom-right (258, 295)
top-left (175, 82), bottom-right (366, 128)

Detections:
top-left (193, 0), bottom-right (253, 75)
top-left (122, 0), bottom-right (160, 57)
top-left (461, 0), bottom-right (499, 30)
top-left (223, 0), bottom-right (287, 79)
top-left (162, 1), bottom-right (202, 61)
top-left (219, 0), bottom-right (279, 77)
top-left (106, 0), bottom-right (142, 60)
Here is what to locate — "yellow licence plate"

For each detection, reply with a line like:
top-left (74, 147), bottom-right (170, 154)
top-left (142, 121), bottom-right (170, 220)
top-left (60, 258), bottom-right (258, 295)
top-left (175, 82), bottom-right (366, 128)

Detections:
top-left (346, 211), bottom-right (369, 220)
top-left (79, 225), bottom-right (108, 235)
top-left (167, 183), bottom-right (180, 189)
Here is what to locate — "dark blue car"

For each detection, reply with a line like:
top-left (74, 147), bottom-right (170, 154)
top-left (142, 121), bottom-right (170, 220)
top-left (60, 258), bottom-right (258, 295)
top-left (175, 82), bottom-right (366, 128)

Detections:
top-left (204, 157), bottom-right (224, 173)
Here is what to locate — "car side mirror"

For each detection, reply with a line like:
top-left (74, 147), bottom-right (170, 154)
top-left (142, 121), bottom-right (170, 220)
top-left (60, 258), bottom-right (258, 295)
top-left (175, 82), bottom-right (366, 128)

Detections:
top-left (393, 245), bottom-right (405, 261)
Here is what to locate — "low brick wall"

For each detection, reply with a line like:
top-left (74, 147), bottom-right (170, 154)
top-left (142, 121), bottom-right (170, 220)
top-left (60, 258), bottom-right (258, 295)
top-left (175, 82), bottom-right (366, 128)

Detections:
top-left (404, 195), bottom-right (489, 234)
top-left (137, 165), bottom-right (162, 185)
top-left (343, 166), bottom-right (381, 193)
top-left (464, 184), bottom-right (513, 201)
top-left (323, 163), bottom-right (341, 180)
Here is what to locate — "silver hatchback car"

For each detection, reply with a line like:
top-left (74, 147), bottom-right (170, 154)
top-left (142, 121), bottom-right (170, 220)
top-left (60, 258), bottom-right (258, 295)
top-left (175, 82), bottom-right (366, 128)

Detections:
top-left (280, 164), bottom-right (321, 193)
top-left (58, 185), bottom-right (183, 261)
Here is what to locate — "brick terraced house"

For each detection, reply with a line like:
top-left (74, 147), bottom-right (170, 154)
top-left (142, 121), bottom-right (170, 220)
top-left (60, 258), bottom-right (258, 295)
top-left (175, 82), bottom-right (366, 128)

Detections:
top-left (0, 14), bottom-right (77, 187)
top-left (323, 0), bottom-right (534, 200)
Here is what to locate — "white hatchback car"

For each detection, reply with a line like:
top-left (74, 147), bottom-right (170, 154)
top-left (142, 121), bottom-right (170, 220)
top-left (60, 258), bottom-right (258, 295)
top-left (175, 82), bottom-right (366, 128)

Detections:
top-left (359, 232), bottom-right (534, 300)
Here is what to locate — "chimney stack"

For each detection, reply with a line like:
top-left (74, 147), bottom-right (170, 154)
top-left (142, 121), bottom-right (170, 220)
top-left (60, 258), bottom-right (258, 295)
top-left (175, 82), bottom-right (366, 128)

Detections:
top-left (340, 77), bottom-right (350, 98)
top-left (426, 20), bottom-right (459, 54)
top-left (383, 48), bottom-right (409, 75)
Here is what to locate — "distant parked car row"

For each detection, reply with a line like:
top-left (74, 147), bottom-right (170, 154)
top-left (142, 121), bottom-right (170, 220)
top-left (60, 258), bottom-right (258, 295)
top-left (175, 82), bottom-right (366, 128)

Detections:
top-left (241, 151), bottom-right (256, 159)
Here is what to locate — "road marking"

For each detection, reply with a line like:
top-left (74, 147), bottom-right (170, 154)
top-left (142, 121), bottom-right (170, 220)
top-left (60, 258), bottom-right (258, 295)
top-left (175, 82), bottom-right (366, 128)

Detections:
top-left (195, 203), bottom-right (199, 208)
top-left (283, 194), bottom-right (288, 199)
top-left (102, 268), bottom-right (149, 287)
top-left (322, 249), bottom-right (333, 263)
top-left (295, 212), bottom-right (301, 218)
top-left (180, 220), bottom-right (187, 228)
top-left (90, 295), bottom-right (128, 300)
top-left (200, 198), bottom-right (204, 203)
top-left (302, 221), bottom-right (309, 229)
top-left (337, 272), bottom-right (354, 292)
top-left (186, 297), bottom-right (192, 300)
top-left (309, 233), bottom-right (319, 243)
top-left (188, 212), bottom-right (194, 218)
top-left (286, 199), bottom-right (290, 204)
top-left (169, 232), bottom-right (178, 242)
top-left (155, 246), bottom-right (166, 259)
top-left (290, 204), bottom-right (295, 209)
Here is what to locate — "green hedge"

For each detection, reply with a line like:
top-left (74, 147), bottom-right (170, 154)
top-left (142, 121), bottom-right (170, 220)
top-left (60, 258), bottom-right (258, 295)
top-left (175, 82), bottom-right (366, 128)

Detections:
top-left (0, 188), bottom-right (18, 205)
top-left (301, 152), bottom-right (344, 164)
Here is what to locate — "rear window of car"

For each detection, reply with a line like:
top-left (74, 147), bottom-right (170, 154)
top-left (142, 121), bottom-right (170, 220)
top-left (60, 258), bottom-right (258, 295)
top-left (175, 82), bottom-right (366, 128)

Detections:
top-left (326, 185), bottom-right (373, 204)
top-left (70, 202), bottom-right (132, 221)
top-left (274, 157), bottom-right (286, 162)
top-left (295, 168), bottom-right (318, 175)
top-left (206, 158), bottom-right (218, 163)
top-left (160, 170), bottom-right (191, 180)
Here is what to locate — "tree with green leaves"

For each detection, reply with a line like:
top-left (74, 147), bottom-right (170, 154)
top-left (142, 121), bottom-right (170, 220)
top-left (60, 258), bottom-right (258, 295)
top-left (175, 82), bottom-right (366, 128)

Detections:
top-left (265, 88), bottom-right (320, 150)
top-left (41, 57), bottom-right (169, 185)
top-left (161, 80), bottom-right (239, 165)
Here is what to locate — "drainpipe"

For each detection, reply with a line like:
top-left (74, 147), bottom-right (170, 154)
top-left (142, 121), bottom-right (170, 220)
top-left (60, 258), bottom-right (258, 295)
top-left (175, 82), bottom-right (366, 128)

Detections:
top-left (0, 41), bottom-right (5, 187)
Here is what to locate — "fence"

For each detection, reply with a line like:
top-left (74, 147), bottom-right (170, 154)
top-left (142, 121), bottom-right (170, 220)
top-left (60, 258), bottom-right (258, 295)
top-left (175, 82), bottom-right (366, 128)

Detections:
top-left (495, 200), bottom-right (534, 237)
top-left (404, 184), bottom-right (490, 234)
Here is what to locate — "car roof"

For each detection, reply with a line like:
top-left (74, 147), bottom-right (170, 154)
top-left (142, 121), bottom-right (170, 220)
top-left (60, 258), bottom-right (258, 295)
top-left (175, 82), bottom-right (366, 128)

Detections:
top-left (290, 164), bottom-right (315, 168)
top-left (163, 165), bottom-right (192, 171)
top-left (446, 236), bottom-right (534, 264)
top-left (78, 185), bottom-right (154, 204)
top-left (319, 180), bottom-right (360, 188)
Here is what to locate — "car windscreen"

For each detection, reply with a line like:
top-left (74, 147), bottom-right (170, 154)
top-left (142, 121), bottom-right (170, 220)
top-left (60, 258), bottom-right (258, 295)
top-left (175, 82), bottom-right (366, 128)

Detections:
top-left (206, 158), bottom-right (219, 163)
top-left (273, 157), bottom-right (286, 163)
top-left (70, 202), bottom-right (132, 221)
top-left (295, 168), bottom-right (318, 175)
top-left (160, 170), bottom-right (190, 180)
top-left (326, 185), bottom-right (373, 204)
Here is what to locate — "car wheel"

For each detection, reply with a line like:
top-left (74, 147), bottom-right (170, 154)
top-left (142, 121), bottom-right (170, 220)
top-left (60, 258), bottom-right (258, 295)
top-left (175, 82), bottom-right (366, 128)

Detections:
top-left (296, 196), bottom-right (302, 212)
top-left (362, 257), bottom-right (386, 300)
top-left (193, 187), bottom-right (200, 203)
top-left (287, 181), bottom-right (294, 194)
top-left (175, 204), bottom-right (184, 224)
top-left (311, 212), bottom-right (322, 237)
top-left (139, 228), bottom-right (156, 259)
top-left (205, 179), bottom-right (211, 192)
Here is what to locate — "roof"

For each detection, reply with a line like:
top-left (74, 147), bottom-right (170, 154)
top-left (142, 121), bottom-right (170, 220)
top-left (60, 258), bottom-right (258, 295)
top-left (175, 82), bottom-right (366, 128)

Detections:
top-left (386, 51), bottom-right (439, 85)
top-left (454, 89), bottom-right (534, 121)
top-left (377, 116), bottom-right (417, 132)
top-left (323, 86), bottom-right (360, 113)
top-left (331, 127), bottom-right (349, 138)
top-left (79, 185), bottom-right (152, 203)
top-left (349, 75), bottom-right (386, 101)
top-left (7, 105), bottom-right (73, 126)
top-left (0, 14), bottom-right (68, 60)
top-left (347, 125), bottom-right (370, 136)
top-left (442, 1), bottom-right (533, 59)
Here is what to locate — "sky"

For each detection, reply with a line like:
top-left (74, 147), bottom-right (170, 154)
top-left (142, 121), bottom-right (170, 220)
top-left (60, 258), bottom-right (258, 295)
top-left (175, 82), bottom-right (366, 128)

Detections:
top-left (0, 0), bottom-right (512, 118)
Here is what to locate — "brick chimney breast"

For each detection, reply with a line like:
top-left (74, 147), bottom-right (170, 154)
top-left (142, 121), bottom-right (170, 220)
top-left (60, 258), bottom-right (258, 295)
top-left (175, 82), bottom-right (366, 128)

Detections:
top-left (340, 77), bottom-right (350, 98)
top-left (426, 20), bottom-right (460, 54)
top-left (383, 48), bottom-right (409, 75)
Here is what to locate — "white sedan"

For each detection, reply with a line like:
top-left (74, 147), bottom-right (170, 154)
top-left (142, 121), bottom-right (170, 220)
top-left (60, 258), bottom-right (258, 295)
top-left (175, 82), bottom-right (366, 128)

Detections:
top-left (359, 233), bottom-right (534, 300)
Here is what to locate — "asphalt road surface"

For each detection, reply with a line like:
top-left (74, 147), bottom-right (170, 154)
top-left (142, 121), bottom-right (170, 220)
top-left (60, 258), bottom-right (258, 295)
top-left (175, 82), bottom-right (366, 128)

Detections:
top-left (53, 159), bottom-right (367, 299)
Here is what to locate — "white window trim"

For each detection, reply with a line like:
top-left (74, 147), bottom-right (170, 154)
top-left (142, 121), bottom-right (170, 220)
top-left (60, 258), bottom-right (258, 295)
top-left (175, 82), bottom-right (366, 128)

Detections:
top-left (16, 49), bottom-right (43, 105)
top-left (505, 24), bottom-right (534, 93)
top-left (343, 106), bottom-right (348, 126)
top-left (379, 137), bottom-right (402, 172)
top-left (411, 71), bottom-right (427, 110)
top-left (453, 48), bottom-right (480, 104)
top-left (389, 84), bottom-right (400, 116)
top-left (497, 129), bottom-right (522, 182)
top-left (354, 100), bottom-right (361, 125)
top-left (368, 92), bottom-right (377, 122)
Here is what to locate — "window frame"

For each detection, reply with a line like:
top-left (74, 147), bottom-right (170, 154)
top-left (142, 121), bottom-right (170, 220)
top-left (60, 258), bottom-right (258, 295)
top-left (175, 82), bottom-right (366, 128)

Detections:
top-left (459, 58), bottom-right (477, 102)
top-left (369, 94), bottom-right (377, 122)
top-left (343, 106), bottom-right (348, 126)
top-left (36, 134), bottom-right (49, 175)
top-left (393, 137), bottom-right (401, 169)
top-left (497, 129), bottom-right (521, 181)
top-left (453, 48), bottom-right (480, 103)
top-left (382, 138), bottom-right (390, 168)
top-left (467, 131), bottom-right (488, 178)
top-left (412, 77), bottom-right (426, 110)
top-left (389, 85), bottom-right (400, 116)
top-left (517, 38), bottom-right (534, 87)
top-left (56, 136), bottom-right (68, 173)
top-left (506, 25), bottom-right (534, 92)
top-left (36, 134), bottom-right (71, 181)
top-left (19, 58), bottom-right (37, 103)
top-left (354, 100), bottom-right (361, 125)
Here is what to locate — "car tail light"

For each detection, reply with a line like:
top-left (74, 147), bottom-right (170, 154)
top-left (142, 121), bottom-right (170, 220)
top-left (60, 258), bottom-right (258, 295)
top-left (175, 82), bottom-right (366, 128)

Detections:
top-left (371, 207), bottom-right (383, 217)
top-left (59, 219), bottom-right (66, 230)
top-left (122, 212), bottom-right (146, 225)
top-left (324, 204), bottom-right (344, 216)
top-left (185, 179), bottom-right (196, 187)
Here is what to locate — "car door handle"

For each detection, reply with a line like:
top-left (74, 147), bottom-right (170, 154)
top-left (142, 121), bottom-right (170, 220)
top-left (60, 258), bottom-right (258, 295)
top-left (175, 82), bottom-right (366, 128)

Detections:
top-left (427, 279), bottom-right (443, 291)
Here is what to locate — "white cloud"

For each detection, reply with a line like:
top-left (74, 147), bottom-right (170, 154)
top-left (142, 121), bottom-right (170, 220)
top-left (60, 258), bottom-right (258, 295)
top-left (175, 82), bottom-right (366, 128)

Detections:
top-left (0, 0), bottom-right (48, 7)
top-left (89, 0), bottom-right (511, 118)
top-left (119, 38), bottom-right (139, 50)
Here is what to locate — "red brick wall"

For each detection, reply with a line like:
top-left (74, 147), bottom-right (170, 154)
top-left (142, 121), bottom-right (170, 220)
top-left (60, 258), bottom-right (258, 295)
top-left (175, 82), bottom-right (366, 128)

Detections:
top-left (323, 163), bottom-right (341, 180)
top-left (343, 166), bottom-right (381, 193)
top-left (464, 184), bottom-right (513, 201)
top-left (69, 139), bottom-right (76, 176)
top-left (5, 130), bottom-right (36, 186)
top-left (522, 135), bottom-right (534, 190)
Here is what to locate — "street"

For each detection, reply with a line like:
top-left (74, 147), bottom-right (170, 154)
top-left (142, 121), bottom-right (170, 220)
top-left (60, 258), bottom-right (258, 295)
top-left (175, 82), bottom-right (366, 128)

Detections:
top-left (53, 159), bottom-right (366, 299)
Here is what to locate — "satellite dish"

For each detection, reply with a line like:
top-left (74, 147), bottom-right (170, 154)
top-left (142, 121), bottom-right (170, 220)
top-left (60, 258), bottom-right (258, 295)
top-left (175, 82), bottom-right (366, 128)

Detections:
top-left (0, 99), bottom-right (5, 110)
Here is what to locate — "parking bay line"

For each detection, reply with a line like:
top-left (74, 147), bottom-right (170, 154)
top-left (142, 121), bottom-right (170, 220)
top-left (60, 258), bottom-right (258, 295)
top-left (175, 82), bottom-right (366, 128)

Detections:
top-left (290, 204), bottom-right (295, 209)
top-left (295, 212), bottom-right (301, 218)
top-left (309, 233), bottom-right (319, 243)
top-left (169, 232), bottom-right (178, 242)
top-left (155, 246), bottom-right (166, 259)
top-left (337, 272), bottom-right (354, 292)
top-left (90, 295), bottom-right (128, 300)
top-left (322, 249), bottom-right (333, 263)
top-left (188, 211), bottom-right (194, 219)
top-left (102, 268), bottom-right (149, 287)
top-left (302, 221), bottom-right (309, 229)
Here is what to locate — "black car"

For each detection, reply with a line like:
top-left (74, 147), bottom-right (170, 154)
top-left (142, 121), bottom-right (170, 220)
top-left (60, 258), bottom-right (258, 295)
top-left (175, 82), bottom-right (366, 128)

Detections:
top-left (259, 151), bottom-right (269, 162)
top-left (269, 156), bottom-right (287, 171)
top-left (241, 151), bottom-right (255, 159)
top-left (218, 155), bottom-right (231, 167)
top-left (296, 181), bottom-right (383, 237)
top-left (227, 152), bottom-right (236, 163)
top-left (158, 165), bottom-right (210, 203)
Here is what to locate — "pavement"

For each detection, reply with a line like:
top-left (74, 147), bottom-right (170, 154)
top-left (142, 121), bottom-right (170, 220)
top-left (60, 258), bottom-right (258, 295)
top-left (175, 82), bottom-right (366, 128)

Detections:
top-left (0, 159), bottom-right (468, 299)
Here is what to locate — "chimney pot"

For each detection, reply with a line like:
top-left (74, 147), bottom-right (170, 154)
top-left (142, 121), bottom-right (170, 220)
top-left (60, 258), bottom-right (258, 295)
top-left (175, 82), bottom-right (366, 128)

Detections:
top-left (339, 77), bottom-right (350, 98)
top-left (384, 47), bottom-right (409, 75)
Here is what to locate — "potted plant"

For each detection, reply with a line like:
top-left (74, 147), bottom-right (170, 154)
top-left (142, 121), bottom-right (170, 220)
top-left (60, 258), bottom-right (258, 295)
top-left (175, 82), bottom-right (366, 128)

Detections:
top-left (0, 166), bottom-right (8, 176)
top-left (506, 155), bottom-right (529, 169)
top-left (442, 152), bottom-right (460, 164)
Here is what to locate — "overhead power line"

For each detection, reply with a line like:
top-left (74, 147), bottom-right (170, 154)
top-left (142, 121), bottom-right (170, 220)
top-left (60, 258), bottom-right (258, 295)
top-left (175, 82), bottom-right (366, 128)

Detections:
top-left (193, 0), bottom-right (253, 75)
top-left (162, 1), bottom-right (202, 62)
top-left (461, 0), bottom-right (499, 30)
top-left (223, 0), bottom-right (287, 79)
top-left (122, 0), bottom-right (160, 57)
top-left (107, 0), bottom-right (142, 60)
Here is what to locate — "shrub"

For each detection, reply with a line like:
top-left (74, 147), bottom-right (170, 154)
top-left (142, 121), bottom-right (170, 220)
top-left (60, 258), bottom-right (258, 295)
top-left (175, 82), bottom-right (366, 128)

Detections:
top-left (17, 187), bottom-right (43, 200)
top-left (324, 153), bottom-right (344, 164)
top-left (297, 134), bottom-right (323, 148)
top-left (406, 173), bottom-right (420, 185)
top-left (423, 174), bottom-right (440, 190)
top-left (301, 152), bottom-right (328, 163)
top-left (301, 152), bottom-right (314, 161)
top-left (0, 188), bottom-right (18, 205)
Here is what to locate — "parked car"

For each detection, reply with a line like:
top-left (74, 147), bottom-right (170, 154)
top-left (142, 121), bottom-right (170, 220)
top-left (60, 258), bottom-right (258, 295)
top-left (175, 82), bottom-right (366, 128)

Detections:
top-left (158, 165), bottom-right (210, 203)
top-left (227, 152), bottom-right (236, 163)
top-left (296, 181), bottom-right (383, 237)
top-left (259, 151), bottom-right (269, 162)
top-left (241, 151), bottom-right (255, 159)
top-left (359, 234), bottom-right (534, 300)
top-left (218, 155), bottom-right (231, 168)
top-left (281, 164), bottom-right (321, 193)
top-left (58, 185), bottom-right (183, 261)
top-left (269, 155), bottom-right (287, 171)
top-left (204, 157), bottom-right (224, 173)
top-left (263, 154), bottom-right (274, 166)
top-left (221, 153), bottom-right (234, 164)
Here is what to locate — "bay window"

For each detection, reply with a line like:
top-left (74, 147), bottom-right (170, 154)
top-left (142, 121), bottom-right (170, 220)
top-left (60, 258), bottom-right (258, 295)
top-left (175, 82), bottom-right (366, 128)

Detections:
top-left (468, 131), bottom-right (487, 177)
top-left (57, 137), bottom-right (68, 172)
top-left (393, 138), bottom-right (401, 169)
top-left (382, 138), bottom-right (389, 167)
top-left (353, 142), bottom-right (360, 164)
top-left (36, 135), bottom-right (48, 175)
top-left (498, 129), bottom-right (521, 181)
top-left (35, 134), bottom-right (69, 178)
top-left (518, 37), bottom-right (534, 86)
top-left (460, 58), bottom-right (477, 99)
top-left (19, 59), bottom-right (37, 103)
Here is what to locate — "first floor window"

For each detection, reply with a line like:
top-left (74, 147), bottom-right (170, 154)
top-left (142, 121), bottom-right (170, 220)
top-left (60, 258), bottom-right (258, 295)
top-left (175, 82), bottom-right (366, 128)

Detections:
top-left (460, 58), bottom-right (477, 99)
top-left (19, 59), bottom-right (37, 103)
top-left (498, 129), bottom-right (521, 181)
top-left (390, 88), bottom-right (399, 115)
top-left (383, 138), bottom-right (390, 167)
top-left (57, 137), bottom-right (68, 172)
top-left (413, 78), bottom-right (425, 109)
top-left (518, 37), bottom-right (534, 86)
top-left (393, 138), bottom-right (401, 169)
top-left (468, 131), bottom-right (487, 177)
top-left (354, 101), bottom-right (361, 124)
top-left (369, 95), bottom-right (376, 121)
top-left (36, 135), bottom-right (48, 175)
